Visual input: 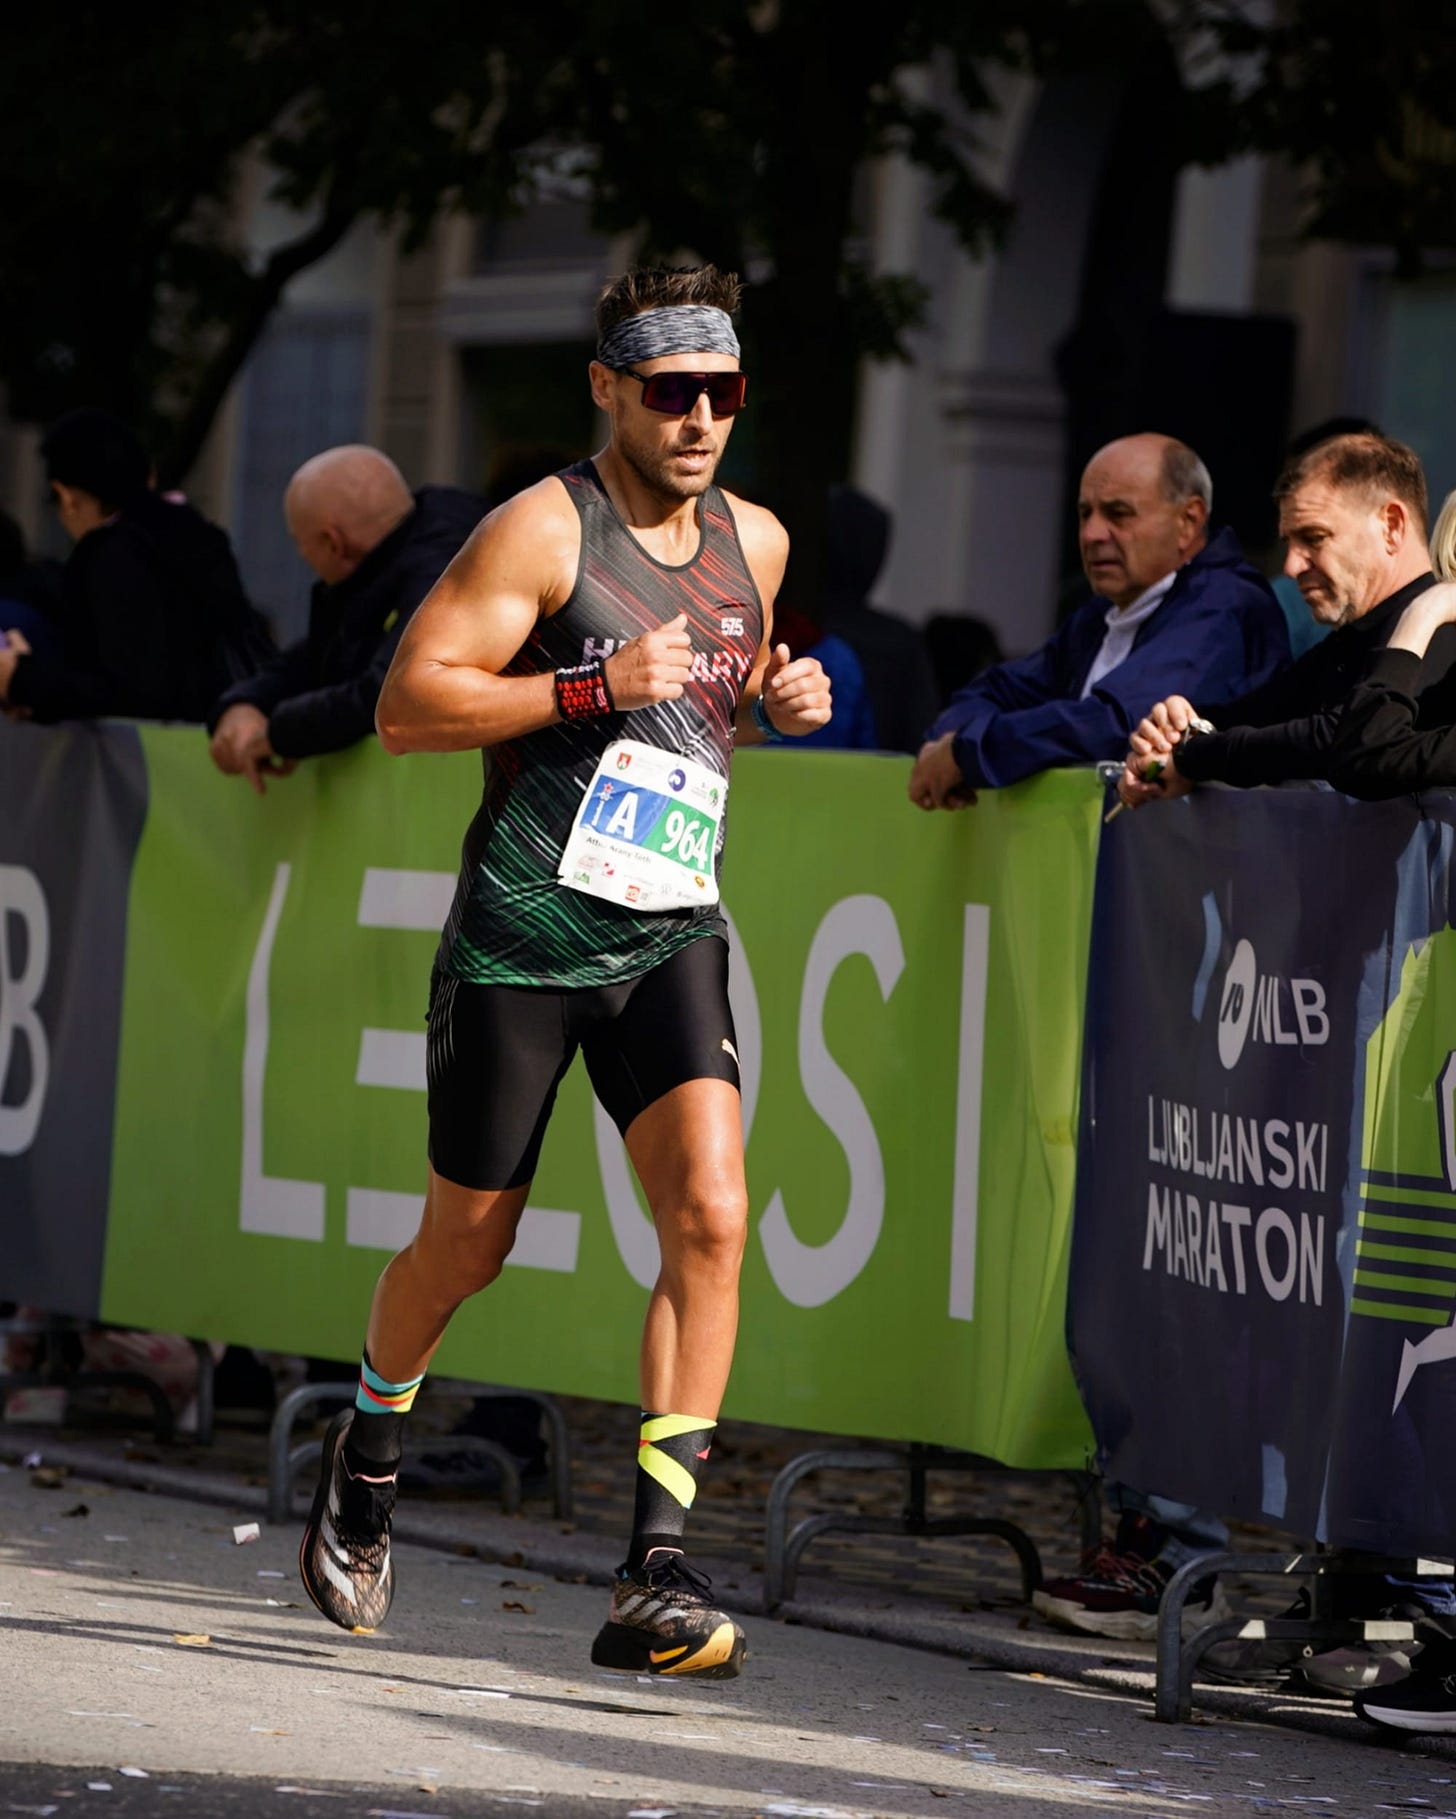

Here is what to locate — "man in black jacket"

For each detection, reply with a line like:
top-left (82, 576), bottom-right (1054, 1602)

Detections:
top-left (0, 410), bottom-right (268, 723)
top-left (1118, 432), bottom-right (1454, 804)
top-left (209, 446), bottom-right (482, 792)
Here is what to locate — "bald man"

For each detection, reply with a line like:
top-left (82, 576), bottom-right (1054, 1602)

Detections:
top-left (209, 447), bottom-right (483, 790)
top-left (907, 433), bottom-right (1289, 809)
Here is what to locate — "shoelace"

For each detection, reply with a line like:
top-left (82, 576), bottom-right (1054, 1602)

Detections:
top-left (643, 1555), bottom-right (714, 1600)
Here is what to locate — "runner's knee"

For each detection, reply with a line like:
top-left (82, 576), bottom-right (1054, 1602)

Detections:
top-left (660, 1185), bottom-right (748, 1277)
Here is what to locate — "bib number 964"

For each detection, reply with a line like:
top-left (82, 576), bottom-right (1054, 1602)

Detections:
top-left (654, 808), bottom-right (713, 872)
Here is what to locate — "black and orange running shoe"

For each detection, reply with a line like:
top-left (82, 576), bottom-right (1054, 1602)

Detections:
top-left (590, 1549), bottom-right (746, 1679)
top-left (299, 1410), bottom-right (397, 1633)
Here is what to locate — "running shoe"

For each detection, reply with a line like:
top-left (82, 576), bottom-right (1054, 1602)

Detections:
top-left (299, 1409), bottom-right (397, 1633)
top-left (590, 1549), bottom-right (746, 1679)
top-left (1033, 1514), bottom-right (1230, 1642)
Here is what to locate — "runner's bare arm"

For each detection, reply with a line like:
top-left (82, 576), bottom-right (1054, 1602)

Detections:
top-left (376, 479), bottom-right (695, 753)
top-left (375, 481), bottom-right (574, 753)
top-left (727, 496), bottom-right (832, 742)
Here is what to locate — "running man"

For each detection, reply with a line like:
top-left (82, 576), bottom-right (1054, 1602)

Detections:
top-left (300, 265), bottom-right (831, 1679)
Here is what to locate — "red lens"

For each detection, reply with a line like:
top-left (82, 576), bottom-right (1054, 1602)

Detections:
top-left (639, 371), bottom-right (747, 417)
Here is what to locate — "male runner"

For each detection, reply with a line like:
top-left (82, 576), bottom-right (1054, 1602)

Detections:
top-left (300, 265), bottom-right (831, 1679)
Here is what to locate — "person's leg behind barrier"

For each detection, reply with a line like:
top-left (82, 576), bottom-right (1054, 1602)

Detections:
top-left (1033, 1481), bottom-right (1231, 1642)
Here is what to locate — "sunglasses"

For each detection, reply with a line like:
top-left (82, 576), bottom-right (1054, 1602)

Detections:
top-left (619, 368), bottom-right (748, 418)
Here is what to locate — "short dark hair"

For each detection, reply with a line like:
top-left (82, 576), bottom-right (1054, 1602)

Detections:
top-left (1275, 431), bottom-right (1428, 534)
top-left (40, 408), bottom-right (150, 510)
top-left (595, 264), bottom-right (742, 337)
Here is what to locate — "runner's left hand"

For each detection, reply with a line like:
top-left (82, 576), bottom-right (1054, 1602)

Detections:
top-left (759, 644), bottom-right (832, 737)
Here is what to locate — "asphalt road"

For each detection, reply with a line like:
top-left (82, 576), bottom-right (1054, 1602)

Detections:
top-left (5, 1464), bottom-right (1456, 1817)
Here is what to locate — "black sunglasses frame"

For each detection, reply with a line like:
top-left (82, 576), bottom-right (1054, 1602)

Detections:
top-left (618, 368), bottom-right (748, 418)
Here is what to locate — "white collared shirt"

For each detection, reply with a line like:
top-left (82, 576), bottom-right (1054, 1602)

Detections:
top-left (1079, 570), bottom-right (1178, 698)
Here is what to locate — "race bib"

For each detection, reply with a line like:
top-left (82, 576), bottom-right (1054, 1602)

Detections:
top-left (557, 739), bottom-right (725, 912)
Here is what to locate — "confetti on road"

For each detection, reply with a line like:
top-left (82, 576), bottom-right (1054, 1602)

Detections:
top-left (233, 1522), bottom-right (260, 1544)
top-left (172, 1633), bottom-right (211, 1647)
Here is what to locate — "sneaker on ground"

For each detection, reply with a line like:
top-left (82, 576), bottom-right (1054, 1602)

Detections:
top-left (1200, 1588), bottom-right (1315, 1686)
top-left (1356, 1643), bottom-right (1456, 1733)
top-left (299, 1409), bottom-right (397, 1633)
top-left (1033, 1514), bottom-right (1231, 1643)
top-left (1202, 1590), bottom-right (1425, 1693)
top-left (1297, 1603), bottom-right (1424, 1695)
top-left (590, 1549), bottom-right (746, 1679)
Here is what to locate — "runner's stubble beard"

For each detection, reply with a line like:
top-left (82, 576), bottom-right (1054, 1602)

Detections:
top-left (618, 419), bottom-right (725, 504)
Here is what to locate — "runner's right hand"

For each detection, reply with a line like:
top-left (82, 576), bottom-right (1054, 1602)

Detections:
top-left (604, 612), bottom-right (695, 710)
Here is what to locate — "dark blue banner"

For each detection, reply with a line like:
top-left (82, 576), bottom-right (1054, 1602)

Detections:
top-left (1067, 781), bottom-right (1456, 1553)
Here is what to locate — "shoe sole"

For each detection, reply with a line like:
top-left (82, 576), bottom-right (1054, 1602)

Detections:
top-left (299, 1409), bottom-right (388, 1635)
top-left (590, 1618), bottom-right (746, 1679)
top-left (1034, 1583), bottom-right (1233, 1645)
top-left (1356, 1700), bottom-right (1456, 1733)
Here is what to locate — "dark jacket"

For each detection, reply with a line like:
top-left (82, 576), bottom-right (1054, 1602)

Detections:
top-left (1177, 572), bottom-right (1456, 791)
top-left (8, 492), bottom-right (269, 724)
top-left (212, 486), bottom-right (483, 758)
top-left (925, 527), bottom-right (1288, 789)
top-left (822, 485), bottom-right (940, 754)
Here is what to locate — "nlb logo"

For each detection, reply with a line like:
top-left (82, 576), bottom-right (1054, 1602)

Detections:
top-left (1216, 937), bottom-right (1329, 1070)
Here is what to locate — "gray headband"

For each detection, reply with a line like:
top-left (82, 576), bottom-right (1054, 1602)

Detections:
top-left (597, 305), bottom-right (740, 369)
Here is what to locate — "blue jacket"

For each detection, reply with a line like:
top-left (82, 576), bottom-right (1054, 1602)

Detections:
top-left (925, 527), bottom-right (1289, 789)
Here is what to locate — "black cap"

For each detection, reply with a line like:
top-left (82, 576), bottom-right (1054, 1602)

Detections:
top-left (40, 408), bottom-right (150, 507)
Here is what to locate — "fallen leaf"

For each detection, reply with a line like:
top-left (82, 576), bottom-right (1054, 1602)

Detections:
top-left (31, 1467), bottom-right (68, 1489)
top-left (173, 1633), bottom-right (212, 1647)
top-left (502, 1601), bottom-right (535, 1615)
top-left (62, 1503), bottom-right (90, 1518)
top-left (499, 1580), bottom-right (542, 1591)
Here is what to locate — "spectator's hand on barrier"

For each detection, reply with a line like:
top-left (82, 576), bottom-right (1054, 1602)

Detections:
top-left (238, 726), bottom-right (297, 797)
top-left (0, 627), bottom-right (31, 703)
top-left (759, 643), bottom-right (832, 736)
top-left (210, 704), bottom-right (271, 777)
top-left (909, 733), bottom-right (975, 810)
top-left (1130, 694), bottom-right (1199, 762)
top-left (1117, 746), bottom-right (1193, 810)
top-left (603, 613), bottom-right (694, 710)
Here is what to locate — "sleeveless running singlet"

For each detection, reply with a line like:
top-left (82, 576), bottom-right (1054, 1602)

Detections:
top-left (435, 459), bottom-right (765, 989)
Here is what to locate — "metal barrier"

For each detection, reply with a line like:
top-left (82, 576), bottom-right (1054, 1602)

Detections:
top-left (264, 1380), bottom-right (574, 1526)
top-left (763, 1443), bottom-right (1100, 1610)
top-left (1155, 1548), bottom-right (1456, 1721)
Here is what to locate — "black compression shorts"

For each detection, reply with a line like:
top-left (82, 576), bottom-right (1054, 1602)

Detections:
top-left (425, 934), bottom-right (740, 1191)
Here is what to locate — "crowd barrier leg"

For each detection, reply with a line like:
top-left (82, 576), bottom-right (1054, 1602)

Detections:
top-left (264, 1380), bottom-right (572, 1526)
top-left (1156, 1548), bottom-right (1451, 1722)
top-left (762, 1443), bottom-right (1046, 1611)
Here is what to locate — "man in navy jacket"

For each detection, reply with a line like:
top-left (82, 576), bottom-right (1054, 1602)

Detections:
top-left (209, 446), bottom-right (482, 792)
top-left (907, 433), bottom-right (1288, 809)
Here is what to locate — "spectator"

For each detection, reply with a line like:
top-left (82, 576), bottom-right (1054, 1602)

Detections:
top-left (0, 510), bottom-right (63, 662)
top-left (923, 612), bottom-right (1003, 707)
top-left (1319, 488), bottom-right (1456, 797)
top-left (821, 484), bottom-right (939, 753)
top-left (208, 447), bottom-right (483, 793)
top-left (1119, 432), bottom-right (1455, 808)
top-left (0, 409), bottom-right (271, 723)
top-left (908, 432), bottom-right (1288, 810)
top-left (1268, 417), bottom-right (1381, 661)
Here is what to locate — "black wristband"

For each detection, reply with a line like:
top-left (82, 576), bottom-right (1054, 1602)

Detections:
top-left (554, 658), bottom-right (616, 721)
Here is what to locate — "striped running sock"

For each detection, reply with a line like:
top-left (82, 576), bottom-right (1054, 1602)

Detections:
top-left (345, 1350), bottom-right (424, 1472)
top-left (626, 1411), bottom-right (717, 1572)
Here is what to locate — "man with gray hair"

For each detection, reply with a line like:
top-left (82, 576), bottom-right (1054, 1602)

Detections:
top-left (208, 445), bottom-right (482, 791)
top-left (908, 431), bottom-right (1288, 810)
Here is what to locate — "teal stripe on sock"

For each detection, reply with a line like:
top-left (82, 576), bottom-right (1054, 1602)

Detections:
top-left (360, 1358), bottom-right (425, 1398)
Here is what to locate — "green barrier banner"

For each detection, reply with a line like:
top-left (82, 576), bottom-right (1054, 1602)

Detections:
top-left (8, 725), bottom-right (1100, 1468)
